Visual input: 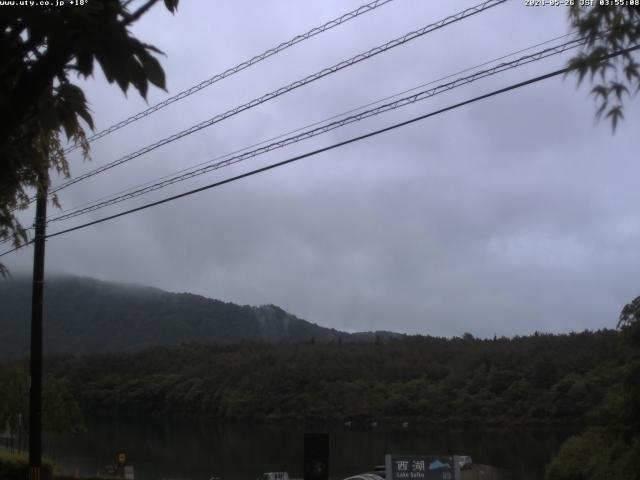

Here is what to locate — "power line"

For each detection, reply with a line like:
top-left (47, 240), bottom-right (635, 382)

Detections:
top-left (53, 32), bottom-right (579, 219)
top-left (46, 36), bottom-right (587, 224)
top-left (0, 240), bottom-right (32, 258)
top-left (2, 32), bottom-right (578, 246)
top-left (64, 0), bottom-right (398, 154)
top-left (47, 0), bottom-right (506, 197)
top-left (43, 67), bottom-right (577, 240)
top-left (2, 43), bottom-right (637, 258)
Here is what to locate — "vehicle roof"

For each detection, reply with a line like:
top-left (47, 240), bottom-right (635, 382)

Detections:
top-left (343, 474), bottom-right (385, 480)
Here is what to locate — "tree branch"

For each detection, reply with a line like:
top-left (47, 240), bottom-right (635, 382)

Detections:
top-left (121, 0), bottom-right (160, 26)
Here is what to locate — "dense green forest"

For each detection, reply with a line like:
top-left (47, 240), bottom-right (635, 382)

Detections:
top-left (544, 296), bottom-right (640, 480)
top-left (0, 330), bottom-right (622, 426)
top-left (0, 275), bottom-right (398, 356)
top-left (2, 276), bottom-right (639, 479)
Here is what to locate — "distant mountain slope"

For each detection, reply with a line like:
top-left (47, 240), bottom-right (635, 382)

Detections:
top-left (0, 275), bottom-right (400, 356)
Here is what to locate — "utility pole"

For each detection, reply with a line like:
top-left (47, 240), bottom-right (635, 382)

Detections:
top-left (29, 182), bottom-right (47, 480)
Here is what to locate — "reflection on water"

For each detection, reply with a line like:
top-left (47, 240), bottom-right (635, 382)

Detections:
top-left (46, 418), bottom-right (574, 480)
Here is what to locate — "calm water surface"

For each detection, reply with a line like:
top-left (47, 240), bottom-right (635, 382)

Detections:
top-left (46, 418), bottom-right (574, 480)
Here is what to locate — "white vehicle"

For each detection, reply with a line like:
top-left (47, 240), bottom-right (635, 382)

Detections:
top-left (343, 474), bottom-right (385, 480)
top-left (456, 456), bottom-right (473, 470)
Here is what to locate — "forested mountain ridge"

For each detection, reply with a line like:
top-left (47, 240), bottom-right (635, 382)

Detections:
top-left (0, 274), bottom-right (399, 356)
top-left (1, 275), bottom-right (625, 427)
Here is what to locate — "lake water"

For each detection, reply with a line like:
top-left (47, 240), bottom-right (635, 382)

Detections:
top-left (45, 418), bottom-right (574, 480)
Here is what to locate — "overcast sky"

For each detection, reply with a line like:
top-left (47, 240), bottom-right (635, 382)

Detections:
top-left (5, 0), bottom-right (640, 337)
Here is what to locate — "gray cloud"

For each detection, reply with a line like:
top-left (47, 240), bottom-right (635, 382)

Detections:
top-left (5, 0), bottom-right (640, 338)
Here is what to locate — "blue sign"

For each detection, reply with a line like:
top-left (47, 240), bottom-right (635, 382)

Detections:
top-left (385, 455), bottom-right (460, 480)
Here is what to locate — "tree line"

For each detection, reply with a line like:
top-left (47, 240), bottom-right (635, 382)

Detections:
top-left (545, 296), bottom-right (640, 480)
top-left (0, 367), bottom-right (84, 452)
top-left (0, 329), bottom-right (622, 426)
top-left (2, 319), bottom-right (638, 479)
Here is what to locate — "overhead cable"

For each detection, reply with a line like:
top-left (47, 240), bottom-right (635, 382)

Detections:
top-left (2, 43), bottom-right (637, 259)
top-left (54, 31), bottom-right (579, 219)
top-left (44, 68), bottom-right (581, 239)
top-left (47, 36), bottom-right (587, 224)
top-left (64, 0), bottom-right (398, 153)
top-left (48, 0), bottom-right (507, 196)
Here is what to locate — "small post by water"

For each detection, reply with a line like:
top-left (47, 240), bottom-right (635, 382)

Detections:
top-left (304, 433), bottom-right (329, 480)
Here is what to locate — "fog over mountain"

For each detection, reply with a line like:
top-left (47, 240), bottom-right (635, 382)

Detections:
top-left (0, 275), bottom-right (400, 356)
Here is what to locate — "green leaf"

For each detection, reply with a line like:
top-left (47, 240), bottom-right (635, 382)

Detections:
top-left (138, 49), bottom-right (166, 90)
top-left (605, 105), bottom-right (624, 132)
top-left (591, 84), bottom-right (608, 100)
top-left (141, 42), bottom-right (165, 55)
top-left (595, 99), bottom-right (608, 119)
top-left (95, 51), bottom-right (115, 83)
top-left (566, 56), bottom-right (588, 84)
top-left (75, 52), bottom-right (94, 77)
top-left (609, 81), bottom-right (629, 101)
top-left (623, 60), bottom-right (639, 82)
top-left (38, 103), bottom-right (59, 133)
top-left (130, 61), bottom-right (148, 99)
top-left (57, 106), bottom-right (78, 140)
top-left (76, 106), bottom-right (94, 131)
top-left (164, 0), bottom-right (179, 13)
top-left (57, 83), bottom-right (94, 130)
